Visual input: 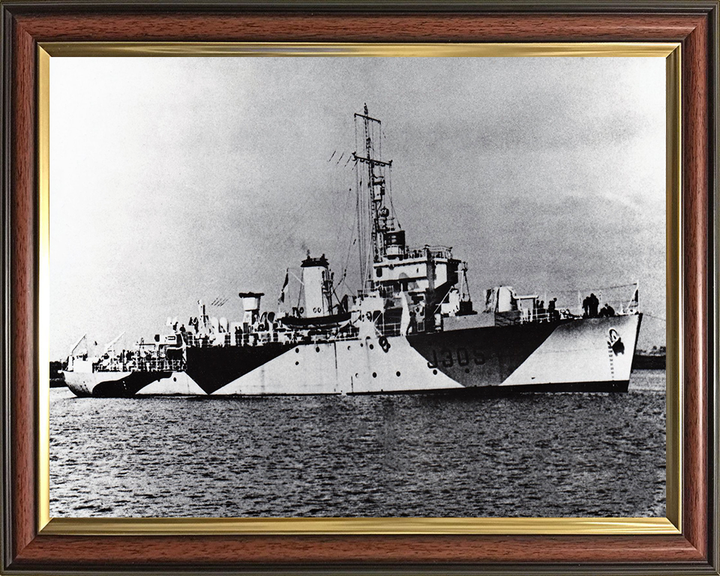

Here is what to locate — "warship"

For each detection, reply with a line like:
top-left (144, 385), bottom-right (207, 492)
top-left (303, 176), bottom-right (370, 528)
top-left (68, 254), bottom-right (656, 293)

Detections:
top-left (63, 106), bottom-right (642, 397)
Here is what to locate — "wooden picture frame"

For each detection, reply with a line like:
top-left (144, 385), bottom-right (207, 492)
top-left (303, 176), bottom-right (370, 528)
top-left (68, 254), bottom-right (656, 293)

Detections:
top-left (1, 1), bottom-right (717, 573)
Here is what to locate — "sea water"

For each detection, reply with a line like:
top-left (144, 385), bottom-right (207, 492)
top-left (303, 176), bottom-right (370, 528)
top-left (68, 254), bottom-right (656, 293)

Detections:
top-left (50, 370), bottom-right (665, 518)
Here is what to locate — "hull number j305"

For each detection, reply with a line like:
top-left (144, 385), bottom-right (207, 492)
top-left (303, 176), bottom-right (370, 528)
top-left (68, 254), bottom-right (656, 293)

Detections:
top-left (426, 348), bottom-right (487, 368)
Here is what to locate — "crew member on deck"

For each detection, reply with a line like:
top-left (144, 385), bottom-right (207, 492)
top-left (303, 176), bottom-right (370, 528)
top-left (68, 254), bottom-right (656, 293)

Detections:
top-left (588, 293), bottom-right (599, 318)
top-left (599, 303), bottom-right (616, 317)
top-left (548, 298), bottom-right (559, 322)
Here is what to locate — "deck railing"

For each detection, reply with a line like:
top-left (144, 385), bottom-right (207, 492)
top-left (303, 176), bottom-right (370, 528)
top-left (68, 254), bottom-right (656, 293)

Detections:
top-left (89, 289), bottom-right (638, 370)
top-left (403, 245), bottom-right (453, 261)
top-left (94, 358), bottom-right (186, 373)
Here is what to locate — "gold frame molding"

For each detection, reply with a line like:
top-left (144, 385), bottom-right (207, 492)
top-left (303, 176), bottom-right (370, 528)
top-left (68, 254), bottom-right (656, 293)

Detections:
top-left (37, 41), bottom-right (682, 537)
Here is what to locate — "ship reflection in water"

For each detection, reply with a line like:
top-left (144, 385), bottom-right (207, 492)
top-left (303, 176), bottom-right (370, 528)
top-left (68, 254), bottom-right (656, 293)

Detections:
top-left (50, 369), bottom-right (665, 518)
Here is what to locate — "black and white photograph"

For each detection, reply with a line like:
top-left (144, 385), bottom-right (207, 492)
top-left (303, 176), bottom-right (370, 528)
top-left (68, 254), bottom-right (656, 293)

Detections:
top-left (49, 55), bottom-right (666, 518)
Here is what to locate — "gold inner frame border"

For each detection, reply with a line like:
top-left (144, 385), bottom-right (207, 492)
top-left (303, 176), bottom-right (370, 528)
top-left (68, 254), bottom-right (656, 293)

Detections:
top-left (36, 41), bottom-right (682, 536)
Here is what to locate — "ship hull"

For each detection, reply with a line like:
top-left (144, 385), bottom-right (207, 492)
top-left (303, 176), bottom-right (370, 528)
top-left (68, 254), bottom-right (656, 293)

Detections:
top-left (64, 314), bottom-right (641, 397)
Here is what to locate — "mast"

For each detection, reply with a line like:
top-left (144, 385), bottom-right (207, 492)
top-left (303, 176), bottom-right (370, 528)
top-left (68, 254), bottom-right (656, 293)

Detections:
top-left (352, 104), bottom-right (395, 293)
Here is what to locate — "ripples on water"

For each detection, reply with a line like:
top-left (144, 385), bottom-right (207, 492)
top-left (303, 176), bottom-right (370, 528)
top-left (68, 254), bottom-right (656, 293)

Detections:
top-left (50, 370), bottom-right (665, 518)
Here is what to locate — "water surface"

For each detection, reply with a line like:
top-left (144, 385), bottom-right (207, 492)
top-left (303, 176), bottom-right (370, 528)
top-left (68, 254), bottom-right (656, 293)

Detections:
top-left (50, 370), bottom-right (665, 517)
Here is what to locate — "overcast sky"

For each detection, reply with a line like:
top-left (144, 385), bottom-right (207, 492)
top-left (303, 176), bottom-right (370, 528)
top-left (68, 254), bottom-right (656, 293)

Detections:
top-left (49, 56), bottom-right (666, 359)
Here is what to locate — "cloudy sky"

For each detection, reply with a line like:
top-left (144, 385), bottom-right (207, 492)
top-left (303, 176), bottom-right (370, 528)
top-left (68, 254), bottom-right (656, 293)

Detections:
top-left (49, 56), bottom-right (666, 359)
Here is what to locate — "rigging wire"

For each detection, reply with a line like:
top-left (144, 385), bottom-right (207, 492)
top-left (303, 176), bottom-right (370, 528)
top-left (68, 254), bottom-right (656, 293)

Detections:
top-left (643, 313), bottom-right (666, 322)
top-left (547, 282), bottom-right (639, 295)
top-left (386, 166), bottom-right (401, 230)
top-left (341, 215), bottom-right (358, 282)
top-left (331, 185), bottom-right (354, 269)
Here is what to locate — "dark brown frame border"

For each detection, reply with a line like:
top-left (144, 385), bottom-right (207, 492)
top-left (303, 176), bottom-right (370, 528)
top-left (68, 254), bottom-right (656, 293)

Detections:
top-left (1, 2), bottom-right (717, 574)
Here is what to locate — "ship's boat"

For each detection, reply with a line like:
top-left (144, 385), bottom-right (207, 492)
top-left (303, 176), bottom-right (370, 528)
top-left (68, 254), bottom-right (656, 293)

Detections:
top-left (63, 106), bottom-right (642, 397)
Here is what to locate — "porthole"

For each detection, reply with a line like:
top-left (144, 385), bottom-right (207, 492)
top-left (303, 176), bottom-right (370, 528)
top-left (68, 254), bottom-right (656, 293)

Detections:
top-left (396, 371), bottom-right (401, 377)
top-left (295, 361), bottom-right (299, 366)
top-left (369, 344), bottom-right (374, 350)
top-left (372, 372), bottom-right (377, 378)
top-left (295, 348), bottom-right (300, 353)
top-left (315, 347), bottom-right (320, 352)
top-left (433, 369), bottom-right (438, 375)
